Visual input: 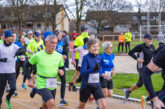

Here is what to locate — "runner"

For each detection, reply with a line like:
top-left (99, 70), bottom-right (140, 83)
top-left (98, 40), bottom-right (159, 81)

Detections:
top-left (100, 41), bottom-right (115, 98)
top-left (25, 30), bottom-right (33, 45)
top-left (124, 34), bottom-right (155, 100)
top-left (0, 30), bottom-right (25, 109)
top-left (141, 45), bottom-right (165, 109)
top-left (55, 30), bottom-right (68, 106)
top-left (124, 29), bottom-right (132, 53)
top-left (72, 30), bottom-right (77, 41)
top-left (62, 30), bottom-right (70, 70)
top-left (26, 34), bottom-right (64, 109)
top-left (15, 35), bottom-right (27, 89)
top-left (76, 39), bottom-right (106, 109)
top-left (157, 31), bottom-right (164, 47)
top-left (69, 37), bottom-right (89, 91)
top-left (73, 26), bottom-right (90, 91)
top-left (12, 33), bottom-right (17, 43)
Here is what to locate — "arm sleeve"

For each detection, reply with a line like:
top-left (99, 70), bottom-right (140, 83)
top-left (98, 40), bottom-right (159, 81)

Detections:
top-left (80, 56), bottom-right (93, 76)
top-left (29, 54), bottom-right (38, 65)
top-left (72, 47), bottom-right (81, 61)
top-left (24, 60), bottom-right (33, 79)
top-left (128, 45), bottom-right (143, 60)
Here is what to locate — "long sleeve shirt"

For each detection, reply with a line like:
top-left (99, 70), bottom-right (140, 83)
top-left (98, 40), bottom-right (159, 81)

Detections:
top-left (80, 53), bottom-right (102, 88)
top-left (128, 43), bottom-right (155, 66)
top-left (56, 40), bottom-right (63, 55)
top-left (62, 34), bottom-right (70, 53)
top-left (72, 46), bottom-right (88, 67)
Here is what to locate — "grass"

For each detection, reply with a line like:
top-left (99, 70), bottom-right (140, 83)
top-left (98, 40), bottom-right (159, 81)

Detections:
top-left (69, 40), bottom-right (160, 58)
top-left (58, 70), bottom-right (164, 99)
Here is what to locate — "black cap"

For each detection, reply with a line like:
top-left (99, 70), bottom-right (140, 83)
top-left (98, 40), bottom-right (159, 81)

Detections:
top-left (81, 26), bottom-right (88, 32)
top-left (144, 34), bottom-right (152, 40)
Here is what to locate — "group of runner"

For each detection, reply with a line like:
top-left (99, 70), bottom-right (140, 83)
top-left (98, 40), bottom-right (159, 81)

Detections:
top-left (0, 26), bottom-right (165, 109)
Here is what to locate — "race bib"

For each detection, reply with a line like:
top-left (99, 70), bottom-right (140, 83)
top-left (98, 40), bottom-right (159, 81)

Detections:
top-left (88, 73), bottom-right (99, 83)
top-left (20, 55), bottom-right (25, 61)
top-left (46, 78), bottom-right (57, 88)
top-left (105, 71), bottom-right (112, 77)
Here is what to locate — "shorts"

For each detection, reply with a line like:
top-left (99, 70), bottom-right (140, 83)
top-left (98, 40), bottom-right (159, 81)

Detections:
top-left (38, 88), bottom-right (56, 103)
top-left (80, 87), bottom-right (104, 102)
top-left (75, 59), bottom-right (79, 70)
top-left (100, 77), bottom-right (113, 89)
top-left (77, 66), bottom-right (81, 72)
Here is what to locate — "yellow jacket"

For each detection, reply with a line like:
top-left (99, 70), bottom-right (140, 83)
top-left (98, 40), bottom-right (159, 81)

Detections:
top-left (124, 32), bottom-right (132, 42)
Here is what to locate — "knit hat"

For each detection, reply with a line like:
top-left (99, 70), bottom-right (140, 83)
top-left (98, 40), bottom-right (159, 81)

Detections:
top-left (5, 30), bottom-right (13, 38)
top-left (36, 33), bottom-right (42, 37)
top-left (44, 31), bottom-right (53, 39)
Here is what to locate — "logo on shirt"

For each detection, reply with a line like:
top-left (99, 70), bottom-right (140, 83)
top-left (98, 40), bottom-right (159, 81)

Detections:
top-left (103, 59), bottom-right (109, 64)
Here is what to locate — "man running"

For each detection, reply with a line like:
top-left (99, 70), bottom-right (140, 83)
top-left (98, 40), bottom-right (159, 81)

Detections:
top-left (141, 45), bottom-right (165, 109)
top-left (73, 26), bottom-right (90, 91)
top-left (0, 30), bottom-right (25, 109)
top-left (27, 34), bottom-right (64, 109)
top-left (124, 34), bottom-right (155, 100)
top-left (25, 30), bottom-right (33, 45)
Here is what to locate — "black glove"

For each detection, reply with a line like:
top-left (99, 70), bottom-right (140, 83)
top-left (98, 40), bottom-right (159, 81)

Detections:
top-left (15, 48), bottom-right (26, 56)
top-left (93, 63), bottom-right (101, 71)
top-left (0, 58), bottom-right (7, 62)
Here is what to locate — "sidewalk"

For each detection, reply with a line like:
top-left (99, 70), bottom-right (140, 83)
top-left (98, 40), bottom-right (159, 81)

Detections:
top-left (68, 56), bottom-right (138, 74)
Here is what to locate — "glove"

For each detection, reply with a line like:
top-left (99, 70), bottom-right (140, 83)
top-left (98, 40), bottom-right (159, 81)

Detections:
top-left (93, 63), bottom-right (101, 71)
top-left (0, 58), bottom-right (7, 62)
top-left (15, 48), bottom-right (26, 56)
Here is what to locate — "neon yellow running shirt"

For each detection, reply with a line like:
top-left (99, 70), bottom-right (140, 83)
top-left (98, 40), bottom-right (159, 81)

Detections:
top-left (29, 50), bottom-right (64, 90)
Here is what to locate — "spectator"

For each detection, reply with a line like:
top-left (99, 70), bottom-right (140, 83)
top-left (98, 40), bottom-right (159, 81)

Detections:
top-left (118, 32), bottom-right (125, 53)
top-left (72, 30), bottom-right (77, 41)
top-left (124, 29), bottom-right (132, 53)
top-left (157, 31), bottom-right (164, 46)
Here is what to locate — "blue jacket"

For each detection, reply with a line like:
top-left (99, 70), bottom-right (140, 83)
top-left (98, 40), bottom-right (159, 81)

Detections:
top-left (56, 40), bottom-right (63, 55)
top-left (80, 53), bottom-right (102, 88)
top-left (100, 53), bottom-right (115, 75)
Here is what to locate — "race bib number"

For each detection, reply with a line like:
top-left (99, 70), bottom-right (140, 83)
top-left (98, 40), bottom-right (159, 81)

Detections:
top-left (88, 73), bottom-right (99, 83)
top-left (46, 78), bottom-right (57, 88)
top-left (20, 55), bottom-right (25, 61)
top-left (105, 71), bottom-right (112, 77)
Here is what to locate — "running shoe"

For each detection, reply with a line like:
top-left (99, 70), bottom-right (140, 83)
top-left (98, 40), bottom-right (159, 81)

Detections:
top-left (21, 83), bottom-right (27, 90)
top-left (59, 99), bottom-right (69, 106)
top-left (141, 96), bottom-right (146, 109)
top-left (124, 89), bottom-right (130, 101)
top-left (95, 101), bottom-right (99, 109)
top-left (5, 98), bottom-right (11, 109)
top-left (30, 88), bottom-right (37, 98)
top-left (88, 95), bottom-right (94, 102)
top-left (68, 82), bottom-right (73, 91)
top-left (72, 85), bottom-right (77, 92)
top-left (13, 91), bottom-right (18, 97)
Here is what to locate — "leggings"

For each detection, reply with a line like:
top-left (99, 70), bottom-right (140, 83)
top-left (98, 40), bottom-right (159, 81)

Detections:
top-left (118, 43), bottom-right (124, 52)
top-left (125, 42), bottom-right (130, 53)
top-left (16, 61), bottom-right (26, 83)
top-left (58, 68), bottom-right (66, 99)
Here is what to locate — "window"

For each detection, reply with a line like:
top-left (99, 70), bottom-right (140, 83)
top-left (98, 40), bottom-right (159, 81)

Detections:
top-left (141, 16), bottom-right (147, 20)
top-left (133, 16), bottom-right (137, 20)
top-left (120, 24), bottom-right (126, 28)
top-left (37, 23), bottom-right (41, 28)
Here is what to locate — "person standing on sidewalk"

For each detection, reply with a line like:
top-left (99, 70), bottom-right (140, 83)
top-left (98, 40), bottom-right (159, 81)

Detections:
top-left (157, 31), bottom-right (164, 47)
top-left (0, 30), bottom-right (25, 109)
top-left (124, 29), bottom-right (132, 53)
top-left (124, 34), bottom-right (155, 100)
top-left (118, 32), bottom-right (125, 53)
